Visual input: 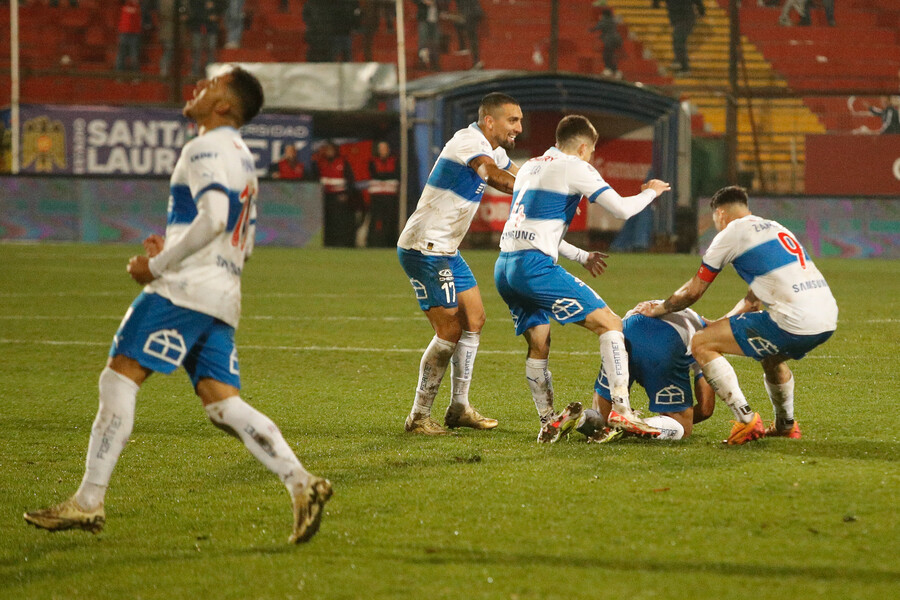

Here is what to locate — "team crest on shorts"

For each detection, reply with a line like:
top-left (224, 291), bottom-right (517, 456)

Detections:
top-left (410, 278), bottom-right (428, 300)
top-left (438, 268), bottom-right (453, 282)
top-left (655, 385), bottom-right (685, 406)
top-left (551, 298), bottom-right (583, 320)
top-left (748, 336), bottom-right (779, 356)
top-left (143, 329), bottom-right (187, 366)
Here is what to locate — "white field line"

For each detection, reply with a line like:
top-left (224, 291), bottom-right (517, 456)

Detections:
top-left (0, 315), bottom-right (412, 322)
top-left (0, 292), bottom-right (410, 299)
top-left (0, 337), bottom-right (858, 359)
top-left (0, 315), bottom-right (897, 324)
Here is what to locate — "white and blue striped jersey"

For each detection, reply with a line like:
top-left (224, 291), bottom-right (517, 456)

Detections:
top-left (700, 215), bottom-right (838, 335)
top-left (499, 147), bottom-right (656, 261)
top-left (145, 126), bottom-right (258, 328)
top-left (398, 123), bottom-right (511, 255)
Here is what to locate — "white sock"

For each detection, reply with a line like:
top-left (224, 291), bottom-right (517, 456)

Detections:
top-left (449, 330), bottom-right (479, 409)
top-left (599, 331), bottom-right (631, 413)
top-left (703, 356), bottom-right (754, 424)
top-left (525, 358), bottom-right (555, 423)
top-left (205, 396), bottom-right (310, 491)
top-left (765, 374), bottom-right (795, 428)
top-left (411, 336), bottom-right (457, 419)
top-left (75, 367), bottom-right (139, 510)
top-left (643, 415), bottom-right (685, 440)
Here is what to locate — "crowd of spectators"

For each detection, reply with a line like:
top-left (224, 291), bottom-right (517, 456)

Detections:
top-left (99, 1), bottom-right (483, 76)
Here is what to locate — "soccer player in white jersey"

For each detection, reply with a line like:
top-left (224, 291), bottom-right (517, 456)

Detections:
top-left (398, 92), bottom-right (522, 436)
top-left (24, 67), bottom-right (332, 544)
top-left (492, 114), bottom-right (671, 441)
top-left (637, 185), bottom-right (838, 445)
top-left (577, 305), bottom-right (716, 443)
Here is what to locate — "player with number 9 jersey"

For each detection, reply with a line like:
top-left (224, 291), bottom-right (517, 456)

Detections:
top-left (699, 212), bottom-right (837, 336)
top-left (638, 185), bottom-right (838, 445)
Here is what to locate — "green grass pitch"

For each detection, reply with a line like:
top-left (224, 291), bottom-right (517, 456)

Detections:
top-left (1, 244), bottom-right (897, 599)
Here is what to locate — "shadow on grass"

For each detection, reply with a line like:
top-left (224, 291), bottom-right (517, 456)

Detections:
top-left (404, 545), bottom-right (900, 583)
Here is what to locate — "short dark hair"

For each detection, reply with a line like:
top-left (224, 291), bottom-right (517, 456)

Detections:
top-left (478, 92), bottom-right (519, 122)
top-left (709, 185), bottom-right (749, 209)
top-left (228, 67), bottom-right (264, 126)
top-left (555, 115), bottom-right (598, 149)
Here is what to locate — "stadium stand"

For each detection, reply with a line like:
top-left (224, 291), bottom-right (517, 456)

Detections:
top-left (2, 0), bottom-right (898, 192)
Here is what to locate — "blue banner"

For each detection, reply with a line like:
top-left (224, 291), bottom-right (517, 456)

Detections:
top-left (1, 105), bottom-right (312, 178)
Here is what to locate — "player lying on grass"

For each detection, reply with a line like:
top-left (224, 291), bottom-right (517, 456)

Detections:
top-left (548, 305), bottom-right (716, 444)
top-left (492, 114), bottom-right (670, 442)
top-left (397, 92), bottom-right (521, 436)
top-left (24, 67), bottom-right (332, 544)
top-left (636, 185), bottom-right (838, 445)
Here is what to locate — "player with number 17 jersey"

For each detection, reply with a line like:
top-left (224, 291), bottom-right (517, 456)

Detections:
top-left (699, 215), bottom-right (837, 336)
top-left (145, 126), bottom-right (257, 329)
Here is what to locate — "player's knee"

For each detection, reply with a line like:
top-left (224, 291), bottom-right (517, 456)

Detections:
top-left (762, 356), bottom-right (791, 383)
top-left (466, 310), bottom-right (486, 333)
top-left (433, 320), bottom-right (462, 343)
top-left (690, 331), bottom-right (714, 359)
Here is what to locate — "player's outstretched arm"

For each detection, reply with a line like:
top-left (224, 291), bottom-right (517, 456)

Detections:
top-left (595, 179), bottom-right (670, 221)
top-left (640, 179), bottom-right (671, 197)
top-left (638, 275), bottom-right (710, 318)
top-left (471, 155), bottom-right (515, 194)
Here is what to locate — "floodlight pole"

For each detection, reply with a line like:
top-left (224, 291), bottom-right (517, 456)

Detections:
top-left (726, 0), bottom-right (739, 184)
top-left (10, 0), bottom-right (20, 174)
top-left (396, 0), bottom-right (410, 230)
top-left (549, 0), bottom-right (559, 72)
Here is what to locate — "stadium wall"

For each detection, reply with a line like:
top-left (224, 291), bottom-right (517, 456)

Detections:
top-left (0, 177), bottom-right (323, 247)
top-left (697, 197), bottom-right (900, 259)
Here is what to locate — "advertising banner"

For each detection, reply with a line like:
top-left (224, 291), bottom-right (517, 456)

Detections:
top-left (0, 177), bottom-right (323, 247)
top-left (2, 105), bottom-right (312, 178)
top-left (697, 196), bottom-right (900, 259)
top-left (805, 134), bottom-right (900, 196)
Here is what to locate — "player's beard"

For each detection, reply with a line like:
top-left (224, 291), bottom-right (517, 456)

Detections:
top-left (497, 136), bottom-right (516, 152)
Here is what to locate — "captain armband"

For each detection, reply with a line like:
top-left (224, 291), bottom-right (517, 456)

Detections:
top-left (696, 263), bottom-right (719, 283)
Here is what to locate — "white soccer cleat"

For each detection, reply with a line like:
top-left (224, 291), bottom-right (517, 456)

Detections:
top-left (607, 408), bottom-right (661, 437)
top-left (545, 402), bottom-right (583, 443)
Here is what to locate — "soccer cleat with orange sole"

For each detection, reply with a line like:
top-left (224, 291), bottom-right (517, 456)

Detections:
top-left (765, 421), bottom-right (802, 439)
top-left (725, 412), bottom-right (766, 445)
top-left (607, 409), bottom-right (661, 437)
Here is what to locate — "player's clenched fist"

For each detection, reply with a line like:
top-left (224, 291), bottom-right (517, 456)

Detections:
top-left (127, 255), bottom-right (155, 285)
top-left (143, 234), bottom-right (165, 258)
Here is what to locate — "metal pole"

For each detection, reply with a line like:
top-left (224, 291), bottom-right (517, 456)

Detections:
top-left (11, 0), bottom-right (20, 174)
top-left (549, 0), bottom-right (559, 72)
top-left (172, 3), bottom-right (182, 104)
top-left (726, 0), bottom-right (739, 184)
top-left (396, 0), bottom-right (410, 230)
